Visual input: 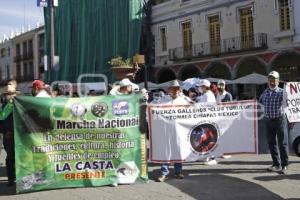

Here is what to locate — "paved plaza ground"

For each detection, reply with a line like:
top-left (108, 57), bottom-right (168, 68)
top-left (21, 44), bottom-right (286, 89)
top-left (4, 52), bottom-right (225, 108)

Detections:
top-left (0, 151), bottom-right (299, 200)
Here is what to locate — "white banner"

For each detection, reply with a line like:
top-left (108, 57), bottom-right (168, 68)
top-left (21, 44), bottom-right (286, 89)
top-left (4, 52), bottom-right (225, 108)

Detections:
top-left (148, 101), bottom-right (258, 163)
top-left (284, 82), bottom-right (300, 122)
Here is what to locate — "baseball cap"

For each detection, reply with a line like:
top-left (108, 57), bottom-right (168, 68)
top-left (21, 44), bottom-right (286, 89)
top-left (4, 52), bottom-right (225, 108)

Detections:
top-left (119, 78), bottom-right (132, 87)
top-left (200, 79), bottom-right (211, 87)
top-left (217, 80), bottom-right (226, 85)
top-left (268, 71), bottom-right (279, 79)
top-left (31, 80), bottom-right (45, 89)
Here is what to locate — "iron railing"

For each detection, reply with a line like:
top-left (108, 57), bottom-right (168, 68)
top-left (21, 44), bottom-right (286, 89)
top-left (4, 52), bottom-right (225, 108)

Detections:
top-left (169, 33), bottom-right (268, 60)
top-left (14, 54), bottom-right (22, 63)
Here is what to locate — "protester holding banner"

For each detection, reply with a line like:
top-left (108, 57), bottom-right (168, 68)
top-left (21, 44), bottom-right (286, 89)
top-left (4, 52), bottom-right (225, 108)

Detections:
top-left (31, 79), bottom-right (51, 98)
top-left (109, 78), bottom-right (139, 95)
top-left (157, 80), bottom-right (192, 182)
top-left (210, 83), bottom-right (218, 98)
top-left (187, 87), bottom-right (198, 102)
top-left (0, 80), bottom-right (19, 186)
top-left (259, 71), bottom-right (288, 174)
top-left (216, 80), bottom-right (232, 103)
top-left (51, 83), bottom-right (63, 97)
top-left (194, 79), bottom-right (218, 165)
top-left (196, 79), bottom-right (216, 103)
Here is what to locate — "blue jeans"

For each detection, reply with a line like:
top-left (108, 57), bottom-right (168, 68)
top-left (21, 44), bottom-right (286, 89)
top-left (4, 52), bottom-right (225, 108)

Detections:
top-left (161, 163), bottom-right (182, 176)
top-left (265, 117), bottom-right (289, 167)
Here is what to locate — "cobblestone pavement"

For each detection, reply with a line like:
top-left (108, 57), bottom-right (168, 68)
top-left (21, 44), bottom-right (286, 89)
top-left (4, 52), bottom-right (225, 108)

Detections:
top-left (0, 151), bottom-right (299, 200)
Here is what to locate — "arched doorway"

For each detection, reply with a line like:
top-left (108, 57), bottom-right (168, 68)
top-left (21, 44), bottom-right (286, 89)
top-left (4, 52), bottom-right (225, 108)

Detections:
top-left (205, 61), bottom-right (232, 79)
top-left (178, 64), bottom-right (201, 81)
top-left (235, 56), bottom-right (267, 78)
top-left (235, 56), bottom-right (267, 100)
top-left (271, 51), bottom-right (300, 81)
top-left (156, 67), bottom-right (176, 83)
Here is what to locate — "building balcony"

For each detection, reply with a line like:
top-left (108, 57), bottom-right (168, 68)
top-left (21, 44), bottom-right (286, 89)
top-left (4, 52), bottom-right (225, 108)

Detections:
top-left (169, 33), bottom-right (268, 61)
top-left (21, 52), bottom-right (34, 61)
top-left (26, 52), bottom-right (34, 60)
top-left (21, 53), bottom-right (27, 60)
top-left (14, 55), bottom-right (22, 63)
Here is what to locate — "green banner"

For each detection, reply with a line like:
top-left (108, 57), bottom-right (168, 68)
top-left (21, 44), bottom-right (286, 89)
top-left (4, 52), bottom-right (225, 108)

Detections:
top-left (13, 94), bottom-right (148, 193)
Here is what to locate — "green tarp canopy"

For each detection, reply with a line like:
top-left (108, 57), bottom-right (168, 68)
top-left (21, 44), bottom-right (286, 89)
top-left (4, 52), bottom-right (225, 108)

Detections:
top-left (44, 0), bottom-right (144, 83)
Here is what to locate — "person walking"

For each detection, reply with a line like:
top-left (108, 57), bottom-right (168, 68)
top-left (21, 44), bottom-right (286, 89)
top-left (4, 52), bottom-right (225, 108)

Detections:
top-left (259, 71), bottom-right (288, 174)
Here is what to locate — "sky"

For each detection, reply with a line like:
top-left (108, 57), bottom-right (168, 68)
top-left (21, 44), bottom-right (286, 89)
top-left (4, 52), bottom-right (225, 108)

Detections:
top-left (0, 0), bottom-right (44, 39)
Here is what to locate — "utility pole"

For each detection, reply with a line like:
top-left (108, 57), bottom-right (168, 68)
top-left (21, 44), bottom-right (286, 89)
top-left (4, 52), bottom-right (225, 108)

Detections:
top-left (49, 0), bottom-right (55, 70)
top-left (142, 0), bottom-right (154, 90)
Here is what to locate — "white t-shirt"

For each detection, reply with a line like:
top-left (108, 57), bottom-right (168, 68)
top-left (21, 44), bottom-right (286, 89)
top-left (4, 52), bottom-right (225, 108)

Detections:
top-left (196, 90), bottom-right (216, 103)
top-left (36, 90), bottom-right (51, 98)
top-left (159, 94), bottom-right (192, 105)
top-left (216, 91), bottom-right (232, 103)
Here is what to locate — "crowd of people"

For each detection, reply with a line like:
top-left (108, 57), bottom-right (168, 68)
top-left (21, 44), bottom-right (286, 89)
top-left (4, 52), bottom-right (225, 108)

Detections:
top-left (0, 70), bottom-right (289, 187)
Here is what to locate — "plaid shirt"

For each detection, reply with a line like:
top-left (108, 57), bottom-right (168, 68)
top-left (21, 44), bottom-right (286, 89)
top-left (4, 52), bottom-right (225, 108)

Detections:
top-left (259, 87), bottom-right (283, 119)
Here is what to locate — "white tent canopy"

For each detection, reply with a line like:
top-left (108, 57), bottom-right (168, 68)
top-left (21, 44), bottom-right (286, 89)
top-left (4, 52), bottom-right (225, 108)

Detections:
top-left (233, 73), bottom-right (268, 84)
top-left (138, 80), bottom-right (183, 90)
top-left (206, 77), bottom-right (233, 84)
top-left (137, 73), bottom-right (269, 91)
top-left (138, 81), bottom-right (158, 89)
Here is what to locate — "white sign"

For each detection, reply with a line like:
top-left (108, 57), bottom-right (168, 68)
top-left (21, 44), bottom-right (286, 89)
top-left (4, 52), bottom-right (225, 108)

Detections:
top-left (284, 82), bottom-right (300, 122)
top-left (148, 101), bottom-right (258, 163)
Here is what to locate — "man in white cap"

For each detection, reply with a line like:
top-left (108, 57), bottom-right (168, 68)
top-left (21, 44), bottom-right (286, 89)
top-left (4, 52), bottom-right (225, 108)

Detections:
top-left (259, 71), bottom-right (288, 174)
top-left (157, 80), bottom-right (192, 182)
top-left (216, 79), bottom-right (232, 103)
top-left (196, 79), bottom-right (216, 103)
top-left (109, 78), bottom-right (139, 95)
top-left (195, 79), bottom-right (217, 165)
top-left (118, 78), bottom-right (133, 94)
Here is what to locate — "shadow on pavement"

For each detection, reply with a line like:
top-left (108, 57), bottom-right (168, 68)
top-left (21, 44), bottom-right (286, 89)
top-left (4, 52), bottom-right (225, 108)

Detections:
top-left (148, 167), bottom-right (288, 200)
top-left (148, 165), bottom-right (269, 182)
top-left (217, 160), bottom-right (300, 166)
top-left (254, 174), bottom-right (300, 181)
top-left (164, 171), bottom-right (284, 200)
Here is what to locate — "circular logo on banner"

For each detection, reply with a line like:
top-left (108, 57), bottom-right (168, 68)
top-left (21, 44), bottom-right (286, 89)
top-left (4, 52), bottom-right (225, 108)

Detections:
top-left (70, 103), bottom-right (87, 117)
top-left (91, 102), bottom-right (108, 117)
top-left (189, 123), bottom-right (219, 154)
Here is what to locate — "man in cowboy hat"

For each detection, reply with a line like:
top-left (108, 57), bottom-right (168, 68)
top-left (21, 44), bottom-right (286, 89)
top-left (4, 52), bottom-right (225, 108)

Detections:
top-left (157, 80), bottom-right (192, 182)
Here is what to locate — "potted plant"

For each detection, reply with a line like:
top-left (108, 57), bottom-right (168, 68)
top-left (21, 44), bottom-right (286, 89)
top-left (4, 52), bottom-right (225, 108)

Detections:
top-left (108, 56), bottom-right (132, 68)
top-left (108, 56), bottom-right (140, 80)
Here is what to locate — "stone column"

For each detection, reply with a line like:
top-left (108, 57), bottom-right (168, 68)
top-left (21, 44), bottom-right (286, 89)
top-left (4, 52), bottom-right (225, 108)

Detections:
top-left (293, 0), bottom-right (300, 45)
